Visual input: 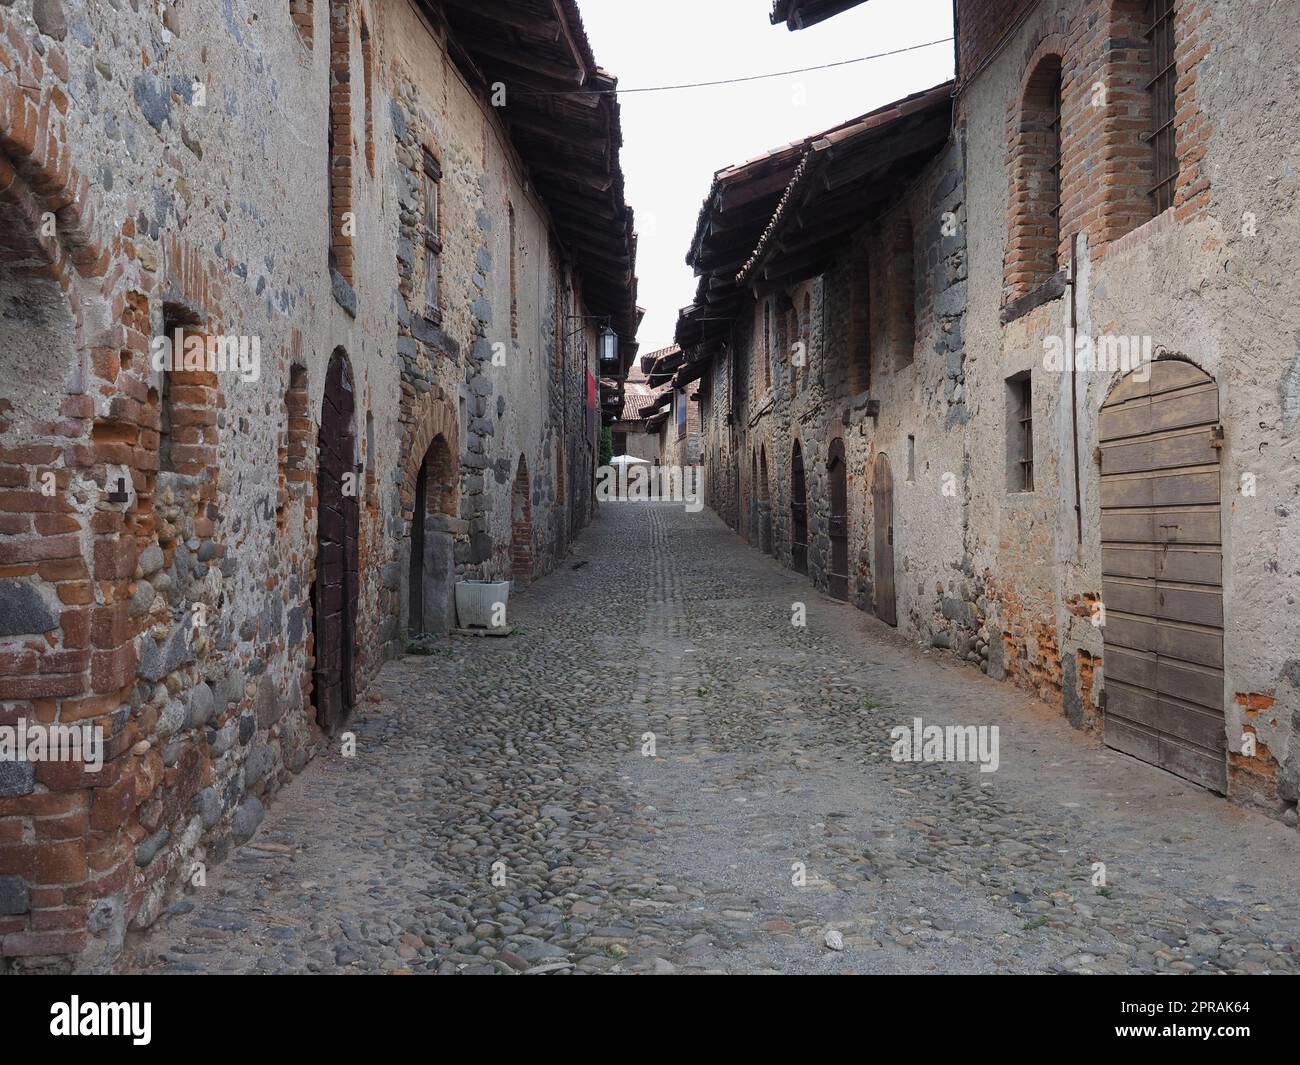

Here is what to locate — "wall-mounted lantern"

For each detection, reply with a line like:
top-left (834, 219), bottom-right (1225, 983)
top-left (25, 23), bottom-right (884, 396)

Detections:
top-left (598, 325), bottom-right (620, 369)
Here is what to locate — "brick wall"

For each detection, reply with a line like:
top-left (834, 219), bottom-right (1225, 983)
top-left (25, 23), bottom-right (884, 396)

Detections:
top-left (0, 0), bottom-right (617, 970)
top-left (996, 0), bottom-right (1212, 302)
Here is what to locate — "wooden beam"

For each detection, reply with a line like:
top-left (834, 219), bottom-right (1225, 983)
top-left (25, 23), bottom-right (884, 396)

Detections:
top-left (550, 0), bottom-right (589, 81)
top-left (508, 114), bottom-right (608, 154)
top-left (716, 167), bottom-right (797, 212)
top-left (471, 38), bottom-right (585, 85)
top-left (541, 185), bottom-right (618, 220)
top-left (441, 0), bottom-right (562, 40)
top-left (533, 163), bottom-right (612, 193)
top-left (462, 64), bottom-right (600, 110)
top-left (821, 116), bottom-right (950, 191)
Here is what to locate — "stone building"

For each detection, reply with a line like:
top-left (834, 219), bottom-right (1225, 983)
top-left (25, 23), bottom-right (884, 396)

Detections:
top-left (608, 353), bottom-right (670, 464)
top-left (678, 0), bottom-right (1299, 817)
top-left (0, 0), bottom-right (637, 970)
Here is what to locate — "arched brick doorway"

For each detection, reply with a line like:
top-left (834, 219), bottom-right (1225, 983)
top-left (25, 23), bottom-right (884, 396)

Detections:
top-left (758, 445), bottom-right (773, 554)
top-left (791, 440), bottom-right (808, 575)
top-left (312, 348), bottom-right (359, 734)
top-left (827, 437), bottom-right (849, 601)
top-left (510, 454), bottom-right (533, 586)
top-left (410, 434), bottom-right (456, 635)
top-left (1100, 358), bottom-right (1225, 792)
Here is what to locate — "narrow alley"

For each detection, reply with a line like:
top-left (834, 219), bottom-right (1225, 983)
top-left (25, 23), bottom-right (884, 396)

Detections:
top-left (127, 504), bottom-right (1300, 976)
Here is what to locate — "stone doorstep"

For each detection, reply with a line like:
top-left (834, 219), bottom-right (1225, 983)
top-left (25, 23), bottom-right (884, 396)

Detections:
top-left (450, 626), bottom-right (514, 638)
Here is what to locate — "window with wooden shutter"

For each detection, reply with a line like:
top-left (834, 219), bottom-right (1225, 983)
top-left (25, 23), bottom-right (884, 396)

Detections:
top-left (423, 150), bottom-right (442, 321)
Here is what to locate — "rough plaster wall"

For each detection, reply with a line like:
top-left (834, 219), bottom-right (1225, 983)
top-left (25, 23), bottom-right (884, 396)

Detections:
top-left (959, 0), bottom-right (1300, 806)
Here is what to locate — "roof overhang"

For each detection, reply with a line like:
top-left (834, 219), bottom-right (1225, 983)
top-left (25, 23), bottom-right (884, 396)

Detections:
top-left (672, 80), bottom-right (953, 379)
top-left (737, 81), bottom-right (953, 291)
top-left (770, 0), bottom-right (873, 30)
top-left (426, 0), bottom-right (640, 368)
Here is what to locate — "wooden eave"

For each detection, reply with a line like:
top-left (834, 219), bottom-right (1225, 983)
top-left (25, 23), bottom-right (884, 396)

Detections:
top-left (430, 0), bottom-right (639, 365)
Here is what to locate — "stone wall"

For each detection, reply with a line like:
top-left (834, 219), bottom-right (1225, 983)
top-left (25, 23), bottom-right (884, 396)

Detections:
top-left (0, 0), bottom-right (614, 971)
top-left (698, 0), bottom-right (1300, 822)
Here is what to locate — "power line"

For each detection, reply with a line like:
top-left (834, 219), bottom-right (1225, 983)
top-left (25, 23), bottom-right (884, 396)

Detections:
top-left (507, 37), bottom-right (954, 97)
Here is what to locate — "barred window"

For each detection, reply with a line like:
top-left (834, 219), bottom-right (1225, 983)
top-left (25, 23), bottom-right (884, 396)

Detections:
top-left (1145, 0), bottom-right (1179, 214)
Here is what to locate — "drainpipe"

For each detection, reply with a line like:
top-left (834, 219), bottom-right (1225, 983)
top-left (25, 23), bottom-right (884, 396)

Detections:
top-left (1068, 234), bottom-right (1083, 547)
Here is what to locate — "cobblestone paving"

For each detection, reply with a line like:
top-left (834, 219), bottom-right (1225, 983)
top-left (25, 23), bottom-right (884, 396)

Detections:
top-left (128, 504), bottom-right (1300, 974)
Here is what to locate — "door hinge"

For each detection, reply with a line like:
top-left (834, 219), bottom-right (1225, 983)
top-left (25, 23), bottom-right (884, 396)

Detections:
top-left (1211, 424), bottom-right (1225, 449)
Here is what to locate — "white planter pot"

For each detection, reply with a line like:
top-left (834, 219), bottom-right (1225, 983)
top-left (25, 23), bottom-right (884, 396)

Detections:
top-left (455, 580), bottom-right (511, 629)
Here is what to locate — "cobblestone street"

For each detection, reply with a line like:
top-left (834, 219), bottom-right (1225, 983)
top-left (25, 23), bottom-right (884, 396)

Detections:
top-left (128, 504), bottom-right (1300, 975)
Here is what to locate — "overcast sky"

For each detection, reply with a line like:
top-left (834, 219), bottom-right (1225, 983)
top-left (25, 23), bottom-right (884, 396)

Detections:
top-left (577, 0), bottom-right (955, 353)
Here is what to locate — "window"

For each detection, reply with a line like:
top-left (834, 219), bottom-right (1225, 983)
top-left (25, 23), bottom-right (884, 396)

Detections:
top-left (801, 291), bottom-right (811, 389)
top-left (676, 389), bottom-right (687, 439)
top-left (328, 1), bottom-right (353, 286)
top-left (361, 19), bottom-right (374, 176)
top-left (906, 434), bottom-right (916, 482)
top-left (1007, 373), bottom-right (1034, 492)
top-left (762, 301), bottom-right (772, 391)
top-left (1046, 76), bottom-right (1063, 257)
top-left (1005, 54), bottom-right (1064, 300)
top-left (786, 304), bottom-right (798, 398)
top-left (290, 0), bottom-right (314, 48)
top-left (422, 150), bottom-right (442, 320)
top-left (1145, 0), bottom-right (1179, 215)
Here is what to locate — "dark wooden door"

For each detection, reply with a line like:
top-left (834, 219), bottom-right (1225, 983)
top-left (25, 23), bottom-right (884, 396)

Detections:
top-left (410, 457), bottom-right (427, 634)
top-left (313, 350), bottom-right (359, 734)
top-left (873, 452), bottom-right (897, 626)
top-left (791, 441), bottom-right (808, 575)
top-left (827, 438), bottom-right (848, 600)
top-left (1100, 359), bottom-right (1225, 792)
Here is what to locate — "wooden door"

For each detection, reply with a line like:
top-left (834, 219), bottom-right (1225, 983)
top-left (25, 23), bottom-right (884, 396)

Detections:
top-left (872, 452), bottom-right (897, 626)
top-left (827, 438), bottom-right (849, 600)
top-left (1100, 359), bottom-right (1225, 792)
top-left (791, 441), bottom-right (808, 575)
top-left (313, 350), bottom-right (359, 734)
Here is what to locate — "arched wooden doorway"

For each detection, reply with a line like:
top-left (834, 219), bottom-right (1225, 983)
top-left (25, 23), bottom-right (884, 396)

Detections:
top-left (410, 434), bottom-right (455, 635)
top-left (758, 445), bottom-right (772, 554)
top-left (827, 438), bottom-right (849, 600)
top-left (313, 348), bottom-right (359, 734)
top-left (1100, 358), bottom-right (1225, 791)
top-left (872, 453), bottom-right (897, 626)
top-left (790, 440), bottom-right (808, 575)
top-left (749, 449), bottom-right (759, 545)
top-left (510, 455), bottom-right (533, 586)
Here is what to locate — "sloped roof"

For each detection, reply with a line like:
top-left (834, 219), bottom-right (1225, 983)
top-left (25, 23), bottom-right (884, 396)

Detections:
top-left (737, 80), bottom-right (953, 288)
top-left (426, 0), bottom-right (640, 365)
top-left (674, 80), bottom-right (953, 384)
top-left (770, 0), bottom-right (873, 30)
